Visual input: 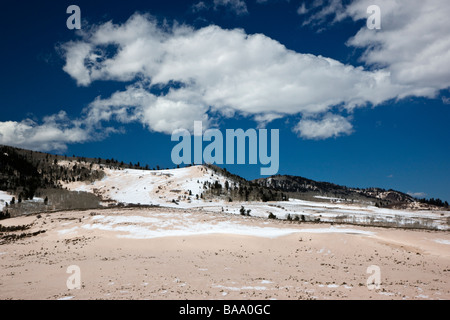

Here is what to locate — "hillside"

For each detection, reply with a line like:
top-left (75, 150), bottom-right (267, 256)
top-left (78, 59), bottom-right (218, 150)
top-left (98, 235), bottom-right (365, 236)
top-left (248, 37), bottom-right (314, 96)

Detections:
top-left (0, 145), bottom-right (285, 217)
top-left (0, 145), bottom-right (109, 217)
top-left (61, 164), bottom-right (286, 207)
top-left (252, 174), bottom-right (439, 209)
top-left (0, 144), bottom-right (448, 220)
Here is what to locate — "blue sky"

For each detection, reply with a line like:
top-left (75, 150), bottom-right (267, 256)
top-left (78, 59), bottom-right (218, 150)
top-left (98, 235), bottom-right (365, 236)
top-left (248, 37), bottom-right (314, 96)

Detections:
top-left (0, 0), bottom-right (449, 201)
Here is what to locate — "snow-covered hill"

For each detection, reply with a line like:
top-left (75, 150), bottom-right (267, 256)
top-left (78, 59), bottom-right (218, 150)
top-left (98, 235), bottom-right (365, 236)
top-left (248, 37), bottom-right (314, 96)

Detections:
top-left (2, 145), bottom-right (447, 231)
top-left (62, 165), bottom-right (236, 207)
top-left (60, 165), bottom-right (450, 231)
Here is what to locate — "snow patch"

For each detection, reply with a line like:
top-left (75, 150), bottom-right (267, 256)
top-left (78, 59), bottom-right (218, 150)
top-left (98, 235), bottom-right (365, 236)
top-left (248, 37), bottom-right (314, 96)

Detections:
top-left (434, 239), bottom-right (450, 245)
top-left (0, 191), bottom-right (13, 212)
top-left (378, 292), bottom-right (395, 296)
top-left (81, 213), bottom-right (375, 239)
top-left (58, 227), bottom-right (79, 235)
top-left (343, 285), bottom-right (353, 289)
top-left (213, 284), bottom-right (267, 291)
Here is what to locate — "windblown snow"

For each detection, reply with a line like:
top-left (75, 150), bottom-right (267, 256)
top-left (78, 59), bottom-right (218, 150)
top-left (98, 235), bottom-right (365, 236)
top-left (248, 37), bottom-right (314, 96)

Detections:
top-left (66, 213), bottom-right (375, 239)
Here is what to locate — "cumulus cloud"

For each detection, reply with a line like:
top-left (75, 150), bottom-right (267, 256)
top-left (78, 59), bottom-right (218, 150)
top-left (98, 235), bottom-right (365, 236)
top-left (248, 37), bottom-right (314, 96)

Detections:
top-left (300, 0), bottom-right (450, 97)
top-left (0, 111), bottom-right (93, 152)
top-left (294, 113), bottom-right (353, 139)
top-left (345, 0), bottom-right (450, 96)
top-left (84, 85), bottom-right (210, 134)
top-left (59, 13), bottom-right (415, 138)
top-left (3, 2), bottom-right (449, 152)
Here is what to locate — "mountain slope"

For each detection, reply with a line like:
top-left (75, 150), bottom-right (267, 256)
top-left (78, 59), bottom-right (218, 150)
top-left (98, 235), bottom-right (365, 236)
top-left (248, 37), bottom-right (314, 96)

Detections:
top-left (61, 164), bottom-right (286, 207)
top-left (1, 144), bottom-right (447, 216)
top-left (253, 174), bottom-right (416, 208)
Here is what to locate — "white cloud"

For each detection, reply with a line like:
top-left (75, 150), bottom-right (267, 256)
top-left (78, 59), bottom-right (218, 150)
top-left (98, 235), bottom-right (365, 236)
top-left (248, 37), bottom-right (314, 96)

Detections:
top-left (253, 113), bottom-right (283, 128)
top-left (192, 1), bottom-right (209, 13)
top-left (301, 0), bottom-right (347, 26)
top-left (59, 13), bottom-right (415, 138)
top-left (297, 3), bottom-right (308, 15)
top-left (61, 42), bottom-right (92, 86)
top-left (294, 113), bottom-right (353, 139)
top-left (84, 85), bottom-right (210, 134)
top-left (4, 3), bottom-right (449, 152)
top-left (0, 111), bottom-right (93, 152)
top-left (192, 0), bottom-right (248, 15)
top-left (214, 0), bottom-right (248, 15)
top-left (300, 0), bottom-right (450, 97)
top-left (345, 0), bottom-right (450, 96)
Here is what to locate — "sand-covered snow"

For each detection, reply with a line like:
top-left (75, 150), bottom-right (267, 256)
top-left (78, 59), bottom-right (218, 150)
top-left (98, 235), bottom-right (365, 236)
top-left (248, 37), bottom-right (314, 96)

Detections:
top-left (68, 212), bottom-right (375, 239)
top-left (0, 207), bottom-right (449, 300)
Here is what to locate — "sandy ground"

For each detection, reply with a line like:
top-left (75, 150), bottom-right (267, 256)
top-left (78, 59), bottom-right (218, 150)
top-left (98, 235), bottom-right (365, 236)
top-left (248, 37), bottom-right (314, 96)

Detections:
top-left (0, 207), bottom-right (449, 300)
